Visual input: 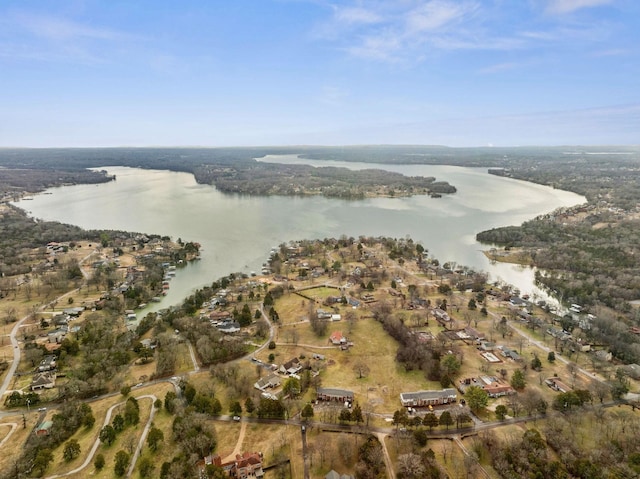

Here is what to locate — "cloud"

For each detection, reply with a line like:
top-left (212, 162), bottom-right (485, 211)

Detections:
top-left (12, 12), bottom-right (131, 42)
top-left (333, 6), bottom-right (383, 25)
top-left (545, 0), bottom-right (614, 15)
top-left (326, 1), bottom-right (482, 61)
top-left (0, 10), bottom-right (141, 65)
top-left (405, 1), bottom-right (479, 33)
top-left (313, 0), bottom-right (623, 63)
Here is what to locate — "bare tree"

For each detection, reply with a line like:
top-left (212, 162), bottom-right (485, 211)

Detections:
top-left (567, 362), bottom-right (579, 388)
top-left (353, 360), bottom-right (370, 379)
top-left (397, 453), bottom-right (426, 479)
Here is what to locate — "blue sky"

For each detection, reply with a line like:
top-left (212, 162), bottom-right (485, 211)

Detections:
top-left (1, 0), bottom-right (638, 147)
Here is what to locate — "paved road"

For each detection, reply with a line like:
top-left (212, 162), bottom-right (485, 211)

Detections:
top-left (42, 393), bottom-right (159, 479)
top-left (43, 396), bottom-right (127, 479)
top-left (186, 341), bottom-right (200, 372)
top-left (126, 395), bottom-right (157, 478)
top-left (0, 422), bottom-right (18, 449)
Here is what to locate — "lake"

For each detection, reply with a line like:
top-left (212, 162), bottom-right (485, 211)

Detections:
top-left (14, 156), bottom-right (585, 312)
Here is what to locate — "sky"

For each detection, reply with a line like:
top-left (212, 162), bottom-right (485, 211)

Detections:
top-left (0, 0), bottom-right (639, 147)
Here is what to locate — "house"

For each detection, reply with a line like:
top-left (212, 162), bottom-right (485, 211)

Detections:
top-left (622, 363), bottom-right (640, 380)
top-left (254, 374), bottom-right (281, 391)
top-left (347, 297), bottom-right (360, 308)
top-left (317, 388), bottom-right (354, 403)
top-left (63, 307), bottom-right (84, 317)
top-left (330, 331), bottom-right (346, 345)
top-left (498, 346), bottom-right (521, 361)
top-left (594, 350), bottom-right (612, 362)
top-left (52, 314), bottom-right (69, 326)
top-left (229, 452), bottom-right (264, 478)
top-left (280, 358), bottom-right (303, 375)
top-left (330, 314), bottom-right (342, 322)
top-left (140, 338), bottom-right (157, 350)
top-left (316, 309), bottom-right (332, 320)
top-left (478, 341), bottom-right (496, 351)
top-left (38, 355), bottom-right (57, 372)
top-left (35, 420), bottom-right (53, 436)
top-left (210, 310), bottom-right (232, 321)
top-left (509, 296), bottom-right (527, 307)
top-left (459, 376), bottom-right (515, 398)
top-left (47, 326), bottom-right (68, 344)
top-left (432, 308), bottom-right (450, 324)
top-left (325, 470), bottom-right (355, 479)
top-left (464, 327), bottom-right (484, 341)
top-left (545, 377), bottom-right (571, 393)
top-left (400, 388), bottom-right (457, 407)
top-left (203, 452), bottom-right (264, 478)
top-left (31, 372), bottom-right (56, 391)
top-left (217, 321), bottom-right (241, 334)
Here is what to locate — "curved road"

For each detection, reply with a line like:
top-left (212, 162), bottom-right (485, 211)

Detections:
top-left (0, 422), bottom-right (18, 449)
top-left (43, 394), bottom-right (157, 479)
top-left (0, 249), bottom-right (98, 399)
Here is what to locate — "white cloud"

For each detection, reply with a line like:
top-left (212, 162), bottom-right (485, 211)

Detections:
top-left (313, 0), bottom-right (623, 63)
top-left (12, 12), bottom-right (131, 42)
top-left (405, 1), bottom-right (478, 33)
top-left (328, 1), bottom-right (481, 61)
top-left (334, 6), bottom-right (383, 25)
top-left (0, 11), bottom-right (142, 65)
top-left (545, 0), bottom-right (614, 15)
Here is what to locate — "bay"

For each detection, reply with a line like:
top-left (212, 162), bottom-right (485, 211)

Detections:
top-left (13, 158), bottom-right (585, 313)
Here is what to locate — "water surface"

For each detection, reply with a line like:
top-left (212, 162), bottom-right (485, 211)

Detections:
top-left (14, 159), bottom-right (585, 311)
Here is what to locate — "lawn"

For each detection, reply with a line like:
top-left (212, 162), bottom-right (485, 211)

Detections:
top-left (44, 382), bottom-right (173, 479)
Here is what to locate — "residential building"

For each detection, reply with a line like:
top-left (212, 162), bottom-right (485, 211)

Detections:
top-left (317, 388), bottom-right (354, 403)
top-left (38, 355), bottom-right (57, 372)
top-left (400, 388), bottom-right (457, 407)
top-left (325, 470), bottom-right (355, 479)
top-left (35, 420), bottom-right (53, 436)
top-left (459, 376), bottom-right (515, 398)
top-left (545, 377), bottom-right (571, 393)
top-left (254, 374), bottom-right (281, 391)
top-left (31, 372), bottom-right (56, 391)
top-left (279, 358), bottom-right (303, 376)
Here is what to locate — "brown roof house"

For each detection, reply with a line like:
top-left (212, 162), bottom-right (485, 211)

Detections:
top-left (202, 452), bottom-right (264, 478)
top-left (459, 376), bottom-right (515, 398)
top-left (35, 420), bottom-right (53, 436)
top-left (400, 388), bottom-right (457, 407)
top-left (317, 388), bottom-right (354, 403)
top-left (279, 357), bottom-right (303, 376)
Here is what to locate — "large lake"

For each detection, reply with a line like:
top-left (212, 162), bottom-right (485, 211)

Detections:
top-left (14, 156), bottom-right (584, 312)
